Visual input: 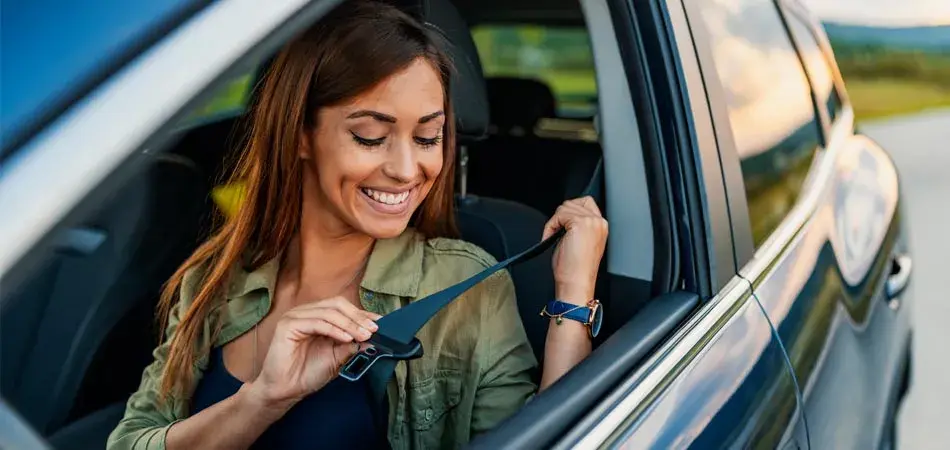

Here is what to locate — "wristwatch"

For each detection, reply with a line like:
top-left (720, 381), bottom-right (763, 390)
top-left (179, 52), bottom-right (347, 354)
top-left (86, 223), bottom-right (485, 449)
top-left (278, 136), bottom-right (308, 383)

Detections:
top-left (540, 299), bottom-right (604, 338)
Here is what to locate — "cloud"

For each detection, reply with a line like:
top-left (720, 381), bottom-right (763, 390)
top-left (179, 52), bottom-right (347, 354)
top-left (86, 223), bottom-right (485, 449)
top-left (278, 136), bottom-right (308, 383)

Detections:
top-left (800, 0), bottom-right (950, 26)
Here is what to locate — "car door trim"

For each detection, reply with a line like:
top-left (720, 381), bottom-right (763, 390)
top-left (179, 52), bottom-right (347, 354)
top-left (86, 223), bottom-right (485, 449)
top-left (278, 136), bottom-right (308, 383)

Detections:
top-left (0, 0), bottom-right (342, 277)
top-left (571, 275), bottom-right (753, 447)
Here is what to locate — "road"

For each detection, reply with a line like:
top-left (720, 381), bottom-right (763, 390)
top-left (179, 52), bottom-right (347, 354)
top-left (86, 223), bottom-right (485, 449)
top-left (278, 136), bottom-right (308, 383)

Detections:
top-left (860, 108), bottom-right (950, 450)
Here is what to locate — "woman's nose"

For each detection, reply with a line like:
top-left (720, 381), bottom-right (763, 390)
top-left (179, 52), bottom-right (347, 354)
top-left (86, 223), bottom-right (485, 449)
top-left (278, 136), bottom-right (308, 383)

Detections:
top-left (382, 139), bottom-right (419, 183)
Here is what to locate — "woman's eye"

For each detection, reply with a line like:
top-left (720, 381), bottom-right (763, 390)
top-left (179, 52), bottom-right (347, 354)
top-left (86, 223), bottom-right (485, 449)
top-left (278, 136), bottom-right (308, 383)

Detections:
top-left (351, 131), bottom-right (385, 147)
top-left (415, 135), bottom-right (442, 149)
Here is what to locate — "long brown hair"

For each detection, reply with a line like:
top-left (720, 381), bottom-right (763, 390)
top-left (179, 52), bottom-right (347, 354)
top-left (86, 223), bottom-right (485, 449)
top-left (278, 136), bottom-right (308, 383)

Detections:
top-left (157, 0), bottom-right (458, 398)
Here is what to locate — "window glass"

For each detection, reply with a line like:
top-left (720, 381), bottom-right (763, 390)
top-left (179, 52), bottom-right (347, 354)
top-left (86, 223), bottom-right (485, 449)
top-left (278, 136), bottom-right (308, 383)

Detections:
top-left (471, 25), bottom-right (597, 118)
top-left (698, 0), bottom-right (823, 247)
top-left (785, 14), bottom-right (843, 123)
top-left (183, 72), bottom-right (254, 127)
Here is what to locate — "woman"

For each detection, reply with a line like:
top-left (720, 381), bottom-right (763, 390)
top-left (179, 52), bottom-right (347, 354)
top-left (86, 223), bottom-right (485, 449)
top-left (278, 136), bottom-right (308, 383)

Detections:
top-left (108, 1), bottom-right (607, 449)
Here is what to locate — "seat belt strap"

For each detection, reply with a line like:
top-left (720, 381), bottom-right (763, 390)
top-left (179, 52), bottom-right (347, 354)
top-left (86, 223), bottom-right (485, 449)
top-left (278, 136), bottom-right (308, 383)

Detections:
top-left (342, 157), bottom-right (604, 428)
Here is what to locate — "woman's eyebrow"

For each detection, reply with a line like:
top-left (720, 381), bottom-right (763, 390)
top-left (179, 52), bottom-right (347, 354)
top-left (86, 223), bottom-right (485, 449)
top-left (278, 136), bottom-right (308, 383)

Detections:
top-left (346, 110), bottom-right (397, 123)
top-left (418, 111), bottom-right (444, 124)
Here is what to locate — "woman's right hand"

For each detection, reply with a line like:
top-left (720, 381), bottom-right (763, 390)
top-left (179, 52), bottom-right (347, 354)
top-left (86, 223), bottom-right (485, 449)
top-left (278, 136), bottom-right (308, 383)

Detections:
top-left (244, 297), bottom-right (381, 410)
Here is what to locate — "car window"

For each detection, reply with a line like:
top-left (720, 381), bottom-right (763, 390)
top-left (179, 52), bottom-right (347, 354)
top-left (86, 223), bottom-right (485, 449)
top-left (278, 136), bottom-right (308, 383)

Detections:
top-left (696, 0), bottom-right (823, 248)
top-left (471, 25), bottom-right (597, 118)
top-left (785, 13), bottom-right (843, 124)
top-left (182, 71), bottom-right (254, 127)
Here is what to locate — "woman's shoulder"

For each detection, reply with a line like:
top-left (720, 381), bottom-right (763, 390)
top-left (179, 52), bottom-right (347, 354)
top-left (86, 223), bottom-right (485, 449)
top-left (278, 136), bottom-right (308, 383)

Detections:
top-left (423, 236), bottom-right (499, 273)
top-left (418, 236), bottom-right (514, 305)
top-left (177, 258), bottom-right (225, 305)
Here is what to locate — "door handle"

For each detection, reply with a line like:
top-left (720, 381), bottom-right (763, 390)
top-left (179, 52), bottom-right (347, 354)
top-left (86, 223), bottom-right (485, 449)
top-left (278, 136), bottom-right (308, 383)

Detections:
top-left (885, 254), bottom-right (912, 304)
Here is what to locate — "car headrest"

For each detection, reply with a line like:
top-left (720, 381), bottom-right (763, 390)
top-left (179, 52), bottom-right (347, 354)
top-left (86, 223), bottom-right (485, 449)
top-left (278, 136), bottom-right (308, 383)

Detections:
top-left (486, 77), bottom-right (556, 134)
top-left (391, 0), bottom-right (489, 140)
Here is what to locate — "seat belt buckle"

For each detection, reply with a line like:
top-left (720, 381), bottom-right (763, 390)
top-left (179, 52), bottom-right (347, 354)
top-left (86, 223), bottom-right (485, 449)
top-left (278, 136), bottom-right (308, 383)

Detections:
top-left (338, 333), bottom-right (424, 381)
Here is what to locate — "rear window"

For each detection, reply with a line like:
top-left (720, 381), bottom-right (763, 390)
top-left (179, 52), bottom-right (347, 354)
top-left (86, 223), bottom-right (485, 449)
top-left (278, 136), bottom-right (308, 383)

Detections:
top-left (472, 25), bottom-right (597, 118)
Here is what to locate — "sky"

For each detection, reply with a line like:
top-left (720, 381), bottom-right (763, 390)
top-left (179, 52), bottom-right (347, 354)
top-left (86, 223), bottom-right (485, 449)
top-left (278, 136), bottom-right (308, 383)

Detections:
top-left (801, 0), bottom-right (950, 26)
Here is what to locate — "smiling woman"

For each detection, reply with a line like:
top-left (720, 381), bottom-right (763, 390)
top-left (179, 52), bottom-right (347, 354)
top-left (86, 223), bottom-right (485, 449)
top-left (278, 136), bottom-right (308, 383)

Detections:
top-left (106, 1), bottom-right (607, 449)
top-left (298, 57), bottom-right (450, 239)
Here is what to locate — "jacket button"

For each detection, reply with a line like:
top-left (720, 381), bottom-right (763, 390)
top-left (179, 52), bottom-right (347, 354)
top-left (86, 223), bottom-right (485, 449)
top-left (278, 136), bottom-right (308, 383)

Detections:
top-left (424, 408), bottom-right (433, 421)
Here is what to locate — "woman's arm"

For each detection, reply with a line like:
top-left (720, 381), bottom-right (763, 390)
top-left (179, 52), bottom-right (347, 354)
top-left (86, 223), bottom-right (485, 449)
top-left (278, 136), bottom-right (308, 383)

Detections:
top-left (107, 274), bottom-right (200, 450)
top-left (163, 383), bottom-right (287, 449)
top-left (538, 300), bottom-right (593, 391)
top-left (538, 196), bottom-right (608, 390)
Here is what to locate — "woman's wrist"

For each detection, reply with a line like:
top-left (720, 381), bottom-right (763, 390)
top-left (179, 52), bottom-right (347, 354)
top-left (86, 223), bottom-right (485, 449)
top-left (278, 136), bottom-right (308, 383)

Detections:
top-left (554, 281), bottom-right (595, 305)
top-left (238, 381), bottom-right (296, 421)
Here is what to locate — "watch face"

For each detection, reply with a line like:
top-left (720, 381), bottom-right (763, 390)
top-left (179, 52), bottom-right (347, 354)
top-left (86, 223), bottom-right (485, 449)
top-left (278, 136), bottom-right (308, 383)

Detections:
top-left (589, 302), bottom-right (604, 338)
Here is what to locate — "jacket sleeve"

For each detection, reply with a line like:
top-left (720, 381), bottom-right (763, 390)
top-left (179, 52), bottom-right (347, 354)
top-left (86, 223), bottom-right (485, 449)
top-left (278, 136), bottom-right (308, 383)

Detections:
top-left (107, 268), bottom-right (204, 450)
top-left (470, 270), bottom-right (539, 435)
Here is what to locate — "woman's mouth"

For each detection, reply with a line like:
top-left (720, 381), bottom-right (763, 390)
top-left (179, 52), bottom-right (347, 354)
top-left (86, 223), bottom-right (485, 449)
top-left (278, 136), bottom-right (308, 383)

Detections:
top-left (360, 187), bottom-right (414, 215)
top-left (361, 188), bottom-right (410, 205)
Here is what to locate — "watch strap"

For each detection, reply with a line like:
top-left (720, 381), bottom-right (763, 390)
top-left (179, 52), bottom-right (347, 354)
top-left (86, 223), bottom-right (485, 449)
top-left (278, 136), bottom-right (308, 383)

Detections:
top-left (543, 300), bottom-right (591, 325)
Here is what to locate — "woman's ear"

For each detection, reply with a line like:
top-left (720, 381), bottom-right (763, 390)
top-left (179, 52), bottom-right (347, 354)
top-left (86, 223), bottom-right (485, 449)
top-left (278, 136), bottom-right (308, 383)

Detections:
top-left (298, 129), bottom-right (312, 160)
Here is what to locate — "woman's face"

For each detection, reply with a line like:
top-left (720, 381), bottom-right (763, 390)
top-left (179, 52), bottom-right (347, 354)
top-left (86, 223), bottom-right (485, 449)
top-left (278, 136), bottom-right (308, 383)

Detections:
top-left (301, 58), bottom-right (446, 238)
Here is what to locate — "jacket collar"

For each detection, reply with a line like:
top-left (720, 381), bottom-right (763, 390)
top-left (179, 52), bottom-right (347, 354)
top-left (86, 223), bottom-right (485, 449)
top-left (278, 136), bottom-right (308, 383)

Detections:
top-left (226, 229), bottom-right (425, 301)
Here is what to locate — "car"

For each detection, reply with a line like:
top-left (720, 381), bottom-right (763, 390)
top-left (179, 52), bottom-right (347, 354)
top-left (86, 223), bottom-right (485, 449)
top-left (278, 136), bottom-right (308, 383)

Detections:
top-left (0, 0), bottom-right (913, 448)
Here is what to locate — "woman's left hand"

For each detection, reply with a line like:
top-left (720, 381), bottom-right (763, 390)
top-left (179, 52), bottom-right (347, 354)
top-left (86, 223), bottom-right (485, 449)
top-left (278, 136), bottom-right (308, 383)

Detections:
top-left (542, 196), bottom-right (609, 305)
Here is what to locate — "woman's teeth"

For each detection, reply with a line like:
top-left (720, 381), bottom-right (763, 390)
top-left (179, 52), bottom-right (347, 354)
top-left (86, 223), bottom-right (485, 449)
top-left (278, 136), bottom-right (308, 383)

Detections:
top-left (363, 188), bottom-right (410, 205)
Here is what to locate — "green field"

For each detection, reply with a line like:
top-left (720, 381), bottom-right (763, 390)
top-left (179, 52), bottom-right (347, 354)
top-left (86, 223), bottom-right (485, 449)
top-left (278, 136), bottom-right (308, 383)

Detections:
top-left (831, 42), bottom-right (950, 121)
top-left (841, 78), bottom-right (950, 120)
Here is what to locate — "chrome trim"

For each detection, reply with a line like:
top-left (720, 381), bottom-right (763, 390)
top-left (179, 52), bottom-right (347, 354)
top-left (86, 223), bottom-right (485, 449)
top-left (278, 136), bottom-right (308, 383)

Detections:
top-left (572, 276), bottom-right (751, 448)
top-left (0, 0), bottom-right (325, 274)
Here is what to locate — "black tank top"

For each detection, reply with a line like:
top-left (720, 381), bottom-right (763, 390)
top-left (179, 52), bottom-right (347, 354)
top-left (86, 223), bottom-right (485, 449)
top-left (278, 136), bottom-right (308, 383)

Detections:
top-left (189, 346), bottom-right (387, 449)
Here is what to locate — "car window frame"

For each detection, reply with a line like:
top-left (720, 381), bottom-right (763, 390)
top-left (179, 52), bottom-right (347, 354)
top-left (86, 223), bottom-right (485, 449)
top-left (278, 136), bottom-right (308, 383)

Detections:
top-left (559, 0), bottom-right (759, 444)
top-left (469, 0), bottom-right (720, 446)
top-left (1, 1), bottom-right (352, 444)
top-left (0, 0), bottom-right (344, 293)
top-left (779, 1), bottom-right (836, 134)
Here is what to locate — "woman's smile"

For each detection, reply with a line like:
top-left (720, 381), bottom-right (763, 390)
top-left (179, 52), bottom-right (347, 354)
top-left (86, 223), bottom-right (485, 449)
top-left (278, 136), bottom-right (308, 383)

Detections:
top-left (359, 186), bottom-right (416, 215)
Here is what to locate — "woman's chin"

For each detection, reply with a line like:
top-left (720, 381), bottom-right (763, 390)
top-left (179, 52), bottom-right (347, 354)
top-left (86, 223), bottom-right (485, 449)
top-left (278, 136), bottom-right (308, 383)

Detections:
top-left (352, 211), bottom-right (414, 239)
top-left (361, 221), bottom-right (412, 239)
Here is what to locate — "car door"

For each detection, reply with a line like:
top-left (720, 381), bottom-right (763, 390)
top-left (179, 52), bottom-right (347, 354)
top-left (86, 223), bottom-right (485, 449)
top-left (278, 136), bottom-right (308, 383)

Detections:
top-left (0, 0), bottom-right (340, 447)
top-left (554, 0), bottom-right (808, 448)
top-left (684, 0), bottom-right (914, 448)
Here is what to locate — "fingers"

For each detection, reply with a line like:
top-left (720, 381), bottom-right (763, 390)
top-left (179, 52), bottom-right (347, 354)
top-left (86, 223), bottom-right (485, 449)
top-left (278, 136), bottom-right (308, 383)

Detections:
top-left (282, 297), bottom-right (381, 343)
top-left (292, 297), bottom-right (380, 328)
top-left (279, 316), bottom-right (356, 343)
top-left (542, 207), bottom-right (570, 240)
top-left (542, 196), bottom-right (607, 240)
top-left (577, 195), bottom-right (602, 216)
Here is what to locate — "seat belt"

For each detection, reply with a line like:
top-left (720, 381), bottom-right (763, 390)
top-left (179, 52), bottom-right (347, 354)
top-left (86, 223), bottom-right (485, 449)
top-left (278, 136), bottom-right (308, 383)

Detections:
top-left (340, 157), bottom-right (604, 432)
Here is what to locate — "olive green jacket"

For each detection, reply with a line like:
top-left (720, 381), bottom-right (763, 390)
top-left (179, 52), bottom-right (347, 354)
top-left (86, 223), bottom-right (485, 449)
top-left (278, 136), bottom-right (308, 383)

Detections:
top-left (107, 229), bottom-right (538, 450)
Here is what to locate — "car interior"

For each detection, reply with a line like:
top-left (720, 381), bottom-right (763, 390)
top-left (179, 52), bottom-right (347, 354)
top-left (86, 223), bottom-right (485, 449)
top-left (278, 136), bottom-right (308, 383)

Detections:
top-left (0, 0), bottom-right (693, 448)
